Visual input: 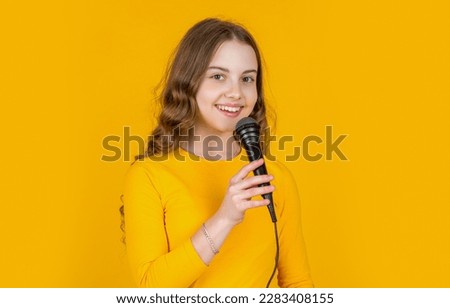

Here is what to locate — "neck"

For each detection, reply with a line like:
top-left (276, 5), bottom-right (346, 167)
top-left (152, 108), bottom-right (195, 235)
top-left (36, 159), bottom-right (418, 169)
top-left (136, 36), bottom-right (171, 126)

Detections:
top-left (187, 132), bottom-right (241, 161)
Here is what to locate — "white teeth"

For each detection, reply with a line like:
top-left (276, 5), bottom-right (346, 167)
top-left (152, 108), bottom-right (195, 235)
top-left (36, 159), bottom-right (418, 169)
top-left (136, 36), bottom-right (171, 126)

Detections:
top-left (216, 105), bottom-right (241, 113)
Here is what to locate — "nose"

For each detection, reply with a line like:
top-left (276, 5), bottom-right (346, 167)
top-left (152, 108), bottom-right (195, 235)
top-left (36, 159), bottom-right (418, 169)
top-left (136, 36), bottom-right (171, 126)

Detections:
top-left (224, 79), bottom-right (242, 100)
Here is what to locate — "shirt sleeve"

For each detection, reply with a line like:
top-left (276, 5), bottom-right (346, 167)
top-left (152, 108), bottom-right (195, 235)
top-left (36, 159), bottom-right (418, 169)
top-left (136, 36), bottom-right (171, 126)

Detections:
top-left (276, 164), bottom-right (314, 288)
top-left (123, 162), bottom-right (207, 287)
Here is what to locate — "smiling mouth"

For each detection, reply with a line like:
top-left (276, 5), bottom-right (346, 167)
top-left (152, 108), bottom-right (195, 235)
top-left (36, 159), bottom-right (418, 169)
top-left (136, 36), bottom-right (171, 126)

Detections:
top-left (215, 104), bottom-right (243, 113)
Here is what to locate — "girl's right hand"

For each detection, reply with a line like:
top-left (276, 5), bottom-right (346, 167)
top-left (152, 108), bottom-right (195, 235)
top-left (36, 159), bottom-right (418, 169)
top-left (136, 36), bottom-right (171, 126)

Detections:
top-left (216, 158), bottom-right (275, 226)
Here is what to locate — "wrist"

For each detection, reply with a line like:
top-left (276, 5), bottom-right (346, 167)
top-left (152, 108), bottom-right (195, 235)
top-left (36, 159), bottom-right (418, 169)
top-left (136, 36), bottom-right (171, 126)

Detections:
top-left (208, 211), bottom-right (237, 231)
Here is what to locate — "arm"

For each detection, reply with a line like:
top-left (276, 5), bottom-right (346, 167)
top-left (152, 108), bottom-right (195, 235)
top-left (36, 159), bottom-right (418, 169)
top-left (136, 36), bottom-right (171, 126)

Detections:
top-left (124, 159), bottom-right (274, 287)
top-left (124, 163), bottom-right (208, 287)
top-left (276, 165), bottom-right (314, 288)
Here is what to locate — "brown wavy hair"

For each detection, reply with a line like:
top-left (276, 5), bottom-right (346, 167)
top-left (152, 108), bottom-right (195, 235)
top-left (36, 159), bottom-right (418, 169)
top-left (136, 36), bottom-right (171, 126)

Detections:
top-left (137, 17), bottom-right (272, 159)
top-left (120, 18), bottom-right (274, 244)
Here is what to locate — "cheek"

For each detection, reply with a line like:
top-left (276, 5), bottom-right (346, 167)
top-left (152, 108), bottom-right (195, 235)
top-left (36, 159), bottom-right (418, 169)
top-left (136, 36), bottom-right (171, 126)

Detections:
top-left (196, 81), bottom-right (222, 105)
top-left (244, 85), bottom-right (258, 105)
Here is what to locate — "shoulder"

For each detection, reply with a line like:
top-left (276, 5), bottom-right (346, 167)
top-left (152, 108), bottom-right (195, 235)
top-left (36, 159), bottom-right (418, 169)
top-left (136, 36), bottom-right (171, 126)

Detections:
top-left (265, 159), bottom-right (297, 182)
top-left (124, 150), bottom-right (193, 187)
top-left (124, 156), bottom-right (169, 185)
top-left (264, 159), bottom-right (301, 203)
top-left (126, 152), bottom-right (176, 174)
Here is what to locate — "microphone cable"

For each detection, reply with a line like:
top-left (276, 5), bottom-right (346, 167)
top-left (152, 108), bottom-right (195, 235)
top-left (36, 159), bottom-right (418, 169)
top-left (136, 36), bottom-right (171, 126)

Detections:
top-left (266, 220), bottom-right (279, 288)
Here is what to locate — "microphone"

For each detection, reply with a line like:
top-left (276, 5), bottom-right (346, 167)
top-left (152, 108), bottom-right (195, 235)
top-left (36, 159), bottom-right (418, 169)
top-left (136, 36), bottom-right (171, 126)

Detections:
top-left (234, 117), bottom-right (277, 222)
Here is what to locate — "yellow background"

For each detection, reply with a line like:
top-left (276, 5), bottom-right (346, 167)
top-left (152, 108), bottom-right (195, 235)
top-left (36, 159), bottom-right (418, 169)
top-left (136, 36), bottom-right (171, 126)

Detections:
top-left (1, 0), bottom-right (449, 287)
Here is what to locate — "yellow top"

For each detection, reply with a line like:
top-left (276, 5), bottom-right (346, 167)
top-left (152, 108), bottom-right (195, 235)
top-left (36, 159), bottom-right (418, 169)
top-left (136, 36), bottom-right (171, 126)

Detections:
top-left (123, 148), bottom-right (313, 287)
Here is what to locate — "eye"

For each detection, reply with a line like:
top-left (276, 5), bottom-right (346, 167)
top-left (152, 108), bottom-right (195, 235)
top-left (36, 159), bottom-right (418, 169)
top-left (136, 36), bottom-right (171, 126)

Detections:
top-left (211, 74), bottom-right (225, 80)
top-left (242, 76), bottom-right (255, 83)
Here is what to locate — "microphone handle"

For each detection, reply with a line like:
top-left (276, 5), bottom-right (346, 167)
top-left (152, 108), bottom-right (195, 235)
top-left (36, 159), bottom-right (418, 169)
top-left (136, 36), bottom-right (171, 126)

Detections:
top-left (244, 143), bottom-right (277, 222)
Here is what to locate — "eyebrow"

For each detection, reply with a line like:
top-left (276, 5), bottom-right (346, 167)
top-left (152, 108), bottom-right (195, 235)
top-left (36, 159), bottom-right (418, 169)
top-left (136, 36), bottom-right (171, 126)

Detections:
top-left (207, 66), bottom-right (257, 74)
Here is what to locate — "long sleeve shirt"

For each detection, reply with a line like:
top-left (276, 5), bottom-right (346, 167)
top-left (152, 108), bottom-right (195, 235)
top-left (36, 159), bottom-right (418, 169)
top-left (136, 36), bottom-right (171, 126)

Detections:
top-left (123, 147), bottom-right (313, 287)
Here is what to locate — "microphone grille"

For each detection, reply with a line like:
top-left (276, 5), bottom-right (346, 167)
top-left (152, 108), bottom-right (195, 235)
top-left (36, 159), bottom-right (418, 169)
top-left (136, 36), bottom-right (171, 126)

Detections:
top-left (235, 117), bottom-right (257, 130)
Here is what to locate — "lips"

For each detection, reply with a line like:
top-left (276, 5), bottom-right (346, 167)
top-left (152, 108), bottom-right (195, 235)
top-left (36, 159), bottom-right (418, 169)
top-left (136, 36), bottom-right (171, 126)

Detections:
top-left (215, 104), bottom-right (243, 118)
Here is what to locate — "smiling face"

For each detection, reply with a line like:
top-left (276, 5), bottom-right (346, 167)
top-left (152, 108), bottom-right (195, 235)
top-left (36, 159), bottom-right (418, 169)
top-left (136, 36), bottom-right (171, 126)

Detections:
top-left (194, 39), bottom-right (258, 138)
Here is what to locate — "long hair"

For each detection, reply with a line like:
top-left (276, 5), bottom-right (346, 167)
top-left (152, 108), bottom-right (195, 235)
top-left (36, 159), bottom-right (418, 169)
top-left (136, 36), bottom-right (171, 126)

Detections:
top-left (137, 17), bottom-right (272, 159)
top-left (121, 18), bottom-right (274, 244)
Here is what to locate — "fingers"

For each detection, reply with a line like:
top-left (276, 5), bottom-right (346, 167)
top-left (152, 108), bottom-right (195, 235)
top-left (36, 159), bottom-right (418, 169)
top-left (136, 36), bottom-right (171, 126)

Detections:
top-left (239, 198), bottom-right (271, 209)
top-left (239, 185), bottom-right (275, 200)
top-left (221, 159), bottom-right (276, 225)
top-left (234, 174), bottom-right (273, 191)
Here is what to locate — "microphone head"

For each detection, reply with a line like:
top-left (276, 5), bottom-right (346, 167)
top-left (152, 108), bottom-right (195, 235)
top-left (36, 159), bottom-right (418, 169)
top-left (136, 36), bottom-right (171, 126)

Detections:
top-left (236, 117), bottom-right (257, 131)
top-left (234, 117), bottom-right (261, 146)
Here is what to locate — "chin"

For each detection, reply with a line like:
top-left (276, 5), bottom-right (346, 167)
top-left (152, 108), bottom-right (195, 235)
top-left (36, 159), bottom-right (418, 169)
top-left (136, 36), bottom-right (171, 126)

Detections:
top-left (211, 123), bottom-right (235, 135)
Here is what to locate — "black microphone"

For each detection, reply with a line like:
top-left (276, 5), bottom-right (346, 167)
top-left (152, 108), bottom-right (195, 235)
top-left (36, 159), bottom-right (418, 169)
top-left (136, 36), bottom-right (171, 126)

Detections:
top-left (234, 117), bottom-right (277, 222)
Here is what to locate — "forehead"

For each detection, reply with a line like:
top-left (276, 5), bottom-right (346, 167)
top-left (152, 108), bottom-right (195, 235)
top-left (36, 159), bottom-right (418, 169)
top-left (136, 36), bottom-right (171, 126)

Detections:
top-left (208, 40), bottom-right (258, 71)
